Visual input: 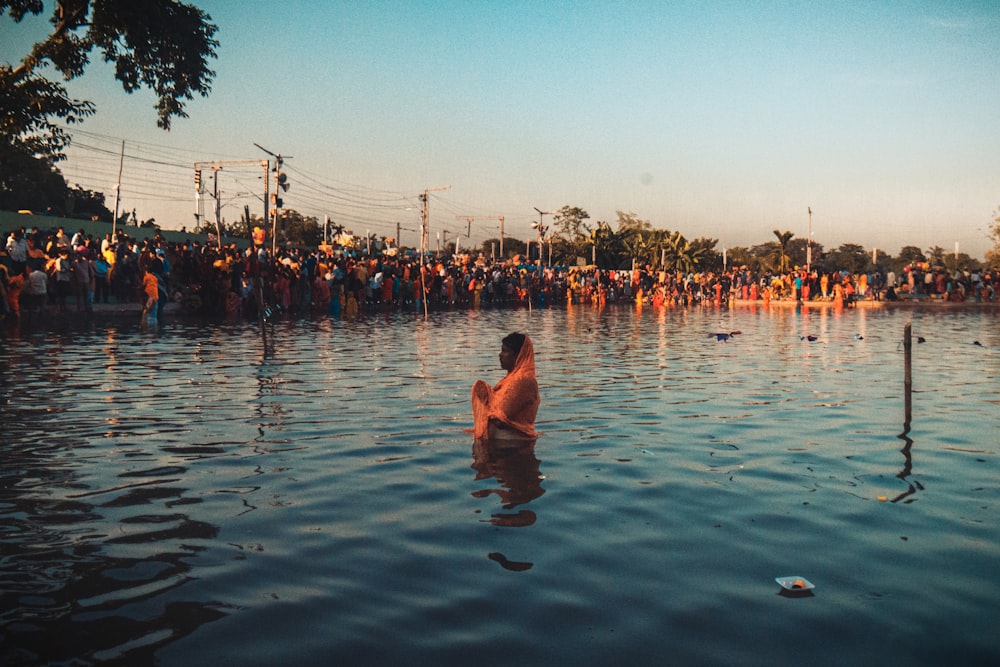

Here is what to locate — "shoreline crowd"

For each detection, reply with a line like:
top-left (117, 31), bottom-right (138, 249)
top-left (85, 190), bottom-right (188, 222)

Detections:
top-left (3, 225), bottom-right (998, 325)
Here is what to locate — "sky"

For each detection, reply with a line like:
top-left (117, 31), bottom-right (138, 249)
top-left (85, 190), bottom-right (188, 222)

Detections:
top-left (3, 0), bottom-right (999, 258)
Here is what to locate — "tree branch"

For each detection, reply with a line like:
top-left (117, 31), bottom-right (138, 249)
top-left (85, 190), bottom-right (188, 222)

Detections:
top-left (10, 0), bottom-right (90, 81)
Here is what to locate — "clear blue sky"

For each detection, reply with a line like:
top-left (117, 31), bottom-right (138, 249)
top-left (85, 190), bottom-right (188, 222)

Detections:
top-left (3, 0), bottom-right (999, 257)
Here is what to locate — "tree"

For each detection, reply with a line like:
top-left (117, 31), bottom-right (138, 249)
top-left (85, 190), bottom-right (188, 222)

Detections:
top-left (689, 237), bottom-right (720, 271)
top-left (65, 183), bottom-right (113, 221)
top-left (585, 220), bottom-right (626, 269)
top-left (277, 210), bottom-right (321, 247)
top-left (551, 205), bottom-right (590, 244)
top-left (0, 147), bottom-right (69, 212)
top-left (823, 243), bottom-right (868, 274)
top-left (724, 246), bottom-right (757, 272)
top-left (988, 206), bottom-right (1000, 267)
top-left (659, 230), bottom-right (706, 273)
top-left (772, 229), bottom-right (794, 273)
top-left (2, 1), bottom-right (218, 211)
top-left (548, 206), bottom-right (590, 265)
top-left (896, 246), bottom-right (925, 267)
top-left (4, 0), bottom-right (218, 135)
top-left (622, 230), bottom-right (656, 268)
top-left (614, 211), bottom-right (655, 268)
top-left (925, 245), bottom-right (946, 266)
top-left (942, 252), bottom-right (981, 273)
top-left (616, 211), bottom-right (652, 235)
top-left (750, 242), bottom-right (779, 272)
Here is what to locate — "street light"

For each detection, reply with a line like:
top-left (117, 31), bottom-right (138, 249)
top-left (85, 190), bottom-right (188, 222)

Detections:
top-left (532, 207), bottom-right (551, 268)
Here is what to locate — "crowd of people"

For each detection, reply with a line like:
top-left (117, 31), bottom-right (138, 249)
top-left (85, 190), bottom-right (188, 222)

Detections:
top-left (2, 225), bottom-right (998, 324)
top-left (1, 226), bottom-right (169, 323)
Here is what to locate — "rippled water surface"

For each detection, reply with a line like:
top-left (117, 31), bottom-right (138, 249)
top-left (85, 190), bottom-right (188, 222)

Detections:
top-left (1, 305), bottom-right (998, 665)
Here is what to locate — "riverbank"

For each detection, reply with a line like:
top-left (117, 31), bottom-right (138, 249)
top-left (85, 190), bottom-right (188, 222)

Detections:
top-left (5, 295), bottom-right (997, 331)
top-left (3, 300), bottom-right (183, 326)
top-left (735, 297), bottom-right (1000, 310)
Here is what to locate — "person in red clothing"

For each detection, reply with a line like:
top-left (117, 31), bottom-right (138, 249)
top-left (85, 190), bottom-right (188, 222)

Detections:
top-left (6, 269), bottom-right (24, 318)
top-left (471, 332), bottom-right (540, 441)
top-left (141, 269), bottom-right (159, 322)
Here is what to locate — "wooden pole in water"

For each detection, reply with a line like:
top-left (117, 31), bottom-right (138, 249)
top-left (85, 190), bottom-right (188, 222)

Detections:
top-left (903, 322), bottom-right (912, 425)
top-left (246, 205), bottom-right (268, 356)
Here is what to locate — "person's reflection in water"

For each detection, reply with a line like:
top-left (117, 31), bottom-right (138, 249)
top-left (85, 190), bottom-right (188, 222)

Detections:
top-left (471, 438), bottom-right (545, 527)
top-left (471, 332), bottom-right (543, 570)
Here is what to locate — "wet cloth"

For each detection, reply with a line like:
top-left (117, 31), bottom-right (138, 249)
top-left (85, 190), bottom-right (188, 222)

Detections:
top-left (471, 337), bottom-right (540, 440)
top-left (143, 272), bottom-right (159, 301)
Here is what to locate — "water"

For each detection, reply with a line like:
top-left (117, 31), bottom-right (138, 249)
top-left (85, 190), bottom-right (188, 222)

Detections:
top-left (1, 305), bottom-right (998, 665)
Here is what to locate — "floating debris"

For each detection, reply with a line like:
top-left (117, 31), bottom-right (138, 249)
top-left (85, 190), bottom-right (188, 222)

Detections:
top-left (775, 576), bottom-right (815, 592)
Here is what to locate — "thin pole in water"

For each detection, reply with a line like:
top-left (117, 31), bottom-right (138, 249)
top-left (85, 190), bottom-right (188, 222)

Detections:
top-left (246, 205), bottom-right (269, 357)
top-left (903, 322), bottom-right (912, 425)
top-left (895, 322), bottom-right (916, 502)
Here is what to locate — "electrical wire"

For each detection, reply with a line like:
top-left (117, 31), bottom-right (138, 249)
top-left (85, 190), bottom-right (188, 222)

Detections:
top-left (55, 126), bottom-right (541, 246)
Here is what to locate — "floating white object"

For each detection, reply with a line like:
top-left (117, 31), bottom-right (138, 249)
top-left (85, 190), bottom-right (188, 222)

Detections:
top-left (775, 576), bottom-right (815, 591)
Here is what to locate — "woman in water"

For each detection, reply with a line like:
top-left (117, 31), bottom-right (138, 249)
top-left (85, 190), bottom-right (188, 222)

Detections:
top-left (471, 332), bottom-right (539, 441)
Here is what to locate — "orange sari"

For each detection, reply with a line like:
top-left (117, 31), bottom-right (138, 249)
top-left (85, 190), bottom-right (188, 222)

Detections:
top-left (472, 337), bottom-right (540, 440)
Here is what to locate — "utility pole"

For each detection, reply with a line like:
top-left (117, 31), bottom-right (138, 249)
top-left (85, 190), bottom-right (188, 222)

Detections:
top-left (194, 159), bottom-right (271, 244)
top-left (420, 185), bottom-right (451, 261)
top-left (416, 185), bottom-right (450, 319)
top-left (455, 215), bottom-right (505, 257)
top-left (807, 206), bottom-right (813, 272)
top-left (532, 207), bottom-right (551, 269)
top-left (112, 140), bottom-right (124, 237)
top-left (254, 143), bottom-right (291, 255)
top-left (213, 168), bottom-right (222, 249)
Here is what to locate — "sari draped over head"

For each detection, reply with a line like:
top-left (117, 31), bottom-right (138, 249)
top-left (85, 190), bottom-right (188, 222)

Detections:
top-left (472, 336), bottom-right (539, 440)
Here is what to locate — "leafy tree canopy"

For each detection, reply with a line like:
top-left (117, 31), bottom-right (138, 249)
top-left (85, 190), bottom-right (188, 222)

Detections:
top-left (551, 205), bottom-right (590, 243)
top-left (1, 1), bottom-right (218, 213)
top-left (896, 245), bottom-right (925, 264)
top-left (3, 0), bottom-right (218, 138)
top-left (615, 211), bottom-right (652, 235)
top-left (822, 243), bottom-right (868, 274)
top-left (988, 206), bottom-right (1000, 267)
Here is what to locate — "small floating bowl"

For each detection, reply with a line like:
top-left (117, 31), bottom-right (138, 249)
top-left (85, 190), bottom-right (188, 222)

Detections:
top-left (775, 576), bottom-right (815, 591)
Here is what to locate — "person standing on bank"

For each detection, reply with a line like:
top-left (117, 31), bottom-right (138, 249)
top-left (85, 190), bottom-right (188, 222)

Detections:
top-left (472, 332), bottom-right (540, 441)
top-left (72, 250), bottom-right (95, 313)
top-left (6, 230), bottom-right (28, 276)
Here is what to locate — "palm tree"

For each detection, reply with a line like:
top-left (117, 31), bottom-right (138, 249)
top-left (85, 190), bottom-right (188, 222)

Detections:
top-left (587, 221), bottom-right (626, 269)
top-left (623, 231), bottom-right (655, 268)
top-left (662, 231), bottom-right (705, 273)
top-left (773, 229), bottom-right (795, 273)
top-left (926, 245), bottom-right (946, 266)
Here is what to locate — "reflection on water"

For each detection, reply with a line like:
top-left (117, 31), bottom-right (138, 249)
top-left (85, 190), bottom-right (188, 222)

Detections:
top-left (894, 422), bottom-right (921, 504)
top-left (0, 423), bottom-right (230, 664)
top-left (1, 306), bottom-right (998, 665)
top-left (472, 439), bottom-right (545, 530)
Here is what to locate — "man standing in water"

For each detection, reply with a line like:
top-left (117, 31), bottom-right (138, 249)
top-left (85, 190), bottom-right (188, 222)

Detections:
top-left (472, 332), bottom-right (540, 441)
